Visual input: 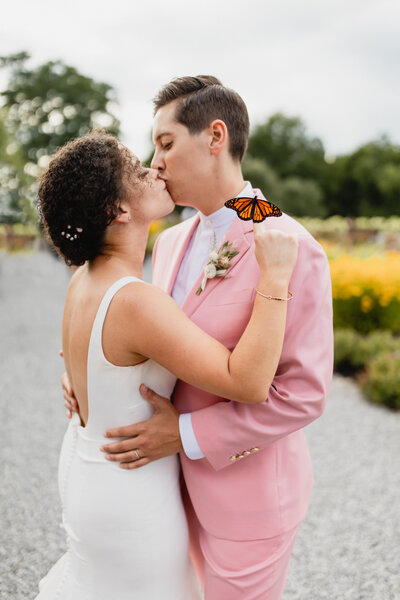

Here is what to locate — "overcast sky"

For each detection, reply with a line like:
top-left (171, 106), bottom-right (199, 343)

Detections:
top-left (1, 0), bottom-right (399, 161)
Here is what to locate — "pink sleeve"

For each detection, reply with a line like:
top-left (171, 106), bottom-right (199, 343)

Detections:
top-left (191, 237), bottom-right (334, 471)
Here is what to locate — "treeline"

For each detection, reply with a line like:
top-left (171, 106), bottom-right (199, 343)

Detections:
top-left (1, 52), bottom-right (399, 225)
top-left (243, 114), bottom-right (400, 217)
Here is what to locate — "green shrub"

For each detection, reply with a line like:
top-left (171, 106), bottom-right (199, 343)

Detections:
top-left (334, 329), bottom-right (365, 374)
top-left (359, 331), bottom-right (400, 362)
top-left (333, 296), bottom-right (400, 334)
top-left (297, 216), bottom-right (400, 236)
top-left (334, 329), bottom-right (400, 375)
top-left (334, 329), bottom-right (400, 409)
top-left (361, 351), bottom-right (400, 410)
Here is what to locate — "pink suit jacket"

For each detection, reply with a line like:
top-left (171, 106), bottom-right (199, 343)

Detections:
top-left (152, 190), bottom-right (333, 541)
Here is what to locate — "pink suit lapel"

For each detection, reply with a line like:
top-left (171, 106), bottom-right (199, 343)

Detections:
top-left (163, 188), bottom-right (267, 313)
top-left (181, 215), bottom-right (253, 317)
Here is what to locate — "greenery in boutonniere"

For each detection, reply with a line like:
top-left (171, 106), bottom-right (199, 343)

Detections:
top-left (196, 240), bottom-right (239, 295)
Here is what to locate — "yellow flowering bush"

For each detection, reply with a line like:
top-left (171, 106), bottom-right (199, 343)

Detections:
top-left (329, 251), bottom-right (400, 333)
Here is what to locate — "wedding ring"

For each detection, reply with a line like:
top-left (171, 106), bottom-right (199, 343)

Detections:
top-left (133, 449), bottom-right (140, 460)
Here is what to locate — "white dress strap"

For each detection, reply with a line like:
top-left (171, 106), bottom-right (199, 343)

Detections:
top-left (88, 276), bottom-right (143, 364)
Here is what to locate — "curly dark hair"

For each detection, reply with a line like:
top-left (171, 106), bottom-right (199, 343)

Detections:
top-left (37, 130), bottom-right (143, 267)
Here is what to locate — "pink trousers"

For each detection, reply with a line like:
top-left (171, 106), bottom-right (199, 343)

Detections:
top-left (186, 497), bottom-right (299, 600)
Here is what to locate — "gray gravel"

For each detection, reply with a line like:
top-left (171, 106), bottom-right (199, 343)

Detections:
top-left (0, 250), bottom-right (399, 599)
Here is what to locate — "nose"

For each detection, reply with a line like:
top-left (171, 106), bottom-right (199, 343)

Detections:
top-left (148, 168), bottom-right (158, 180)
top-left (150, 148), bottom-right (164, 172)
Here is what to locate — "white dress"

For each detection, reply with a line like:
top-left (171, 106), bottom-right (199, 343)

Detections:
top-left (35, 277), bottom-right (201, 600)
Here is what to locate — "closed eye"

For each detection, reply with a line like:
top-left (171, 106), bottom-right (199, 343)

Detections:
top-left (162, 142), bottom-right (172, 150)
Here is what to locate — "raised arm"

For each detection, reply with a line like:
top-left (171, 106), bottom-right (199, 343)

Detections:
top-left (188, 236), bottom-right (334, 469)
top-left (113, 226), bottom-right (298, 405)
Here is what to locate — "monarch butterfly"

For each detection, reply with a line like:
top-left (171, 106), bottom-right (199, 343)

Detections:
top-left (225, 195), bottom-right (282, 223)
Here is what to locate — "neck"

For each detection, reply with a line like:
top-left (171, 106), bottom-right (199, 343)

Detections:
top-left (195, 162), bottom-right (245, 216)
top-left (89, 221), bottom-right (149, 279)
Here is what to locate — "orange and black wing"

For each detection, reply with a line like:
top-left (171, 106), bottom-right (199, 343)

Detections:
top-left (252, 196), bottom-right (282, 222)
top-left (225, 197), bottom-right (254, 221)
top-left (225, 196), bottom-right (282, 222)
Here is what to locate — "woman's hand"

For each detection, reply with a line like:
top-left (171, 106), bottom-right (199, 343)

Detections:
top-left (59, 350), bottom-right (79, 418)
top-left (61, 371), bottom-right (79, 418)
top-left (254, 224), bottom-right (299, 283)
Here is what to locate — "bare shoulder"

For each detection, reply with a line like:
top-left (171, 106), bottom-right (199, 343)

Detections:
top-left (111, 279), bottom-right (176, 316)
top-left (65, 265), bottom-right (86, 300)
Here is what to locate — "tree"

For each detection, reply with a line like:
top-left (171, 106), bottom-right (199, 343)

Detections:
top-left (0, 52), bottom-right (121, 223)
top-left (246, 113), bottom-right (327, 182)
top-left (377, 162), bottom-right (400, 205)
top-left (325, 137), bottom-right (400, 216)
top-left (279, 177), bottom-right (326, 217)
top-left (242, 156), bottom-right (326, 217)
top-left (246, 114), bottom-right (400, 217)
top-left (0, 109), bottom-right (28, 225)
top-left (0, 52), bottom-right (120, 164)
top-left (242, 157), bottom-right (282, 202)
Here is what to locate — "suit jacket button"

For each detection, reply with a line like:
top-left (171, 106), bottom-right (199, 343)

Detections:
top-left (250, 447), bottom-right (259, 453)
top-left (229, 455), bottom-right (237, 461)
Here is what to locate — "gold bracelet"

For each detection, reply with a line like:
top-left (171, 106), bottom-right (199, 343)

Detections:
top-left (256, 289), bottom-right (293, 302)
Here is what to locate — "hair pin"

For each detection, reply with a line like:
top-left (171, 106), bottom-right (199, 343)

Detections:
top-left (61, 225), bottom-right (84, 241)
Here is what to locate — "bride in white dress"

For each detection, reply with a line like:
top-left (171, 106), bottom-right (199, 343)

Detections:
top-left (35, 131), bottom-right (298, 599)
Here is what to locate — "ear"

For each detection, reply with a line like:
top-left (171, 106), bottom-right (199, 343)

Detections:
top-left (113, 202), bottom-right (132, 224)
top-left (208, 119), bottom-right (227, 156)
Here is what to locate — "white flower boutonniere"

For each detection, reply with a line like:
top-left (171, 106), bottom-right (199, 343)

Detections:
top-left (196, 240), bottom-right (239, 295)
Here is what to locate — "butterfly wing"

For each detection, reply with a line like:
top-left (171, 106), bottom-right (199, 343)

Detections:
top-left (225, 196), bottom-right (282, 222)
top-left (224, 197), bottom-right (255, 221)
top-left (252, 196), bottom-right (282, 222)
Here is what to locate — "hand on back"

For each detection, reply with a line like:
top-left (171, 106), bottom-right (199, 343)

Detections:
top-left (61, 370), bottom-right (79, 417)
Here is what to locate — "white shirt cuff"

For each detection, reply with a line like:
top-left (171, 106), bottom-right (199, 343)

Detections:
top-left (179, 413), bottom-right (205, 460)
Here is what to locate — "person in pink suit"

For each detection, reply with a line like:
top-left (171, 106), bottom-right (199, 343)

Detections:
top-left (64, 76), bottom-right (333, 598)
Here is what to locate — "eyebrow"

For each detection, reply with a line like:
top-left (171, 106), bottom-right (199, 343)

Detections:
top-left (155, 132), bottom-right (172, 142)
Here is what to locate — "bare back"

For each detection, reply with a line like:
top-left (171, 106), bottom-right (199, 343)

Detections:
top-left (62, 266), bottom-right (146, 426)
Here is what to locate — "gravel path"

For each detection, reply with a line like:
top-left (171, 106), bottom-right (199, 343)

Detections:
top-left (0, 250), bottom-right (399, 600)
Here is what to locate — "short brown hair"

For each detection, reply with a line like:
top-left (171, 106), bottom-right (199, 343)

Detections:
top-left (153, 75), bottom-right (250, 162)
top-left (38, 131), bottom-right (143, 267)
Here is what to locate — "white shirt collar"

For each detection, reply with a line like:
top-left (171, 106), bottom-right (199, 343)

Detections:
top-left (198, 181), bottom-right (253, 230)
top-left (236, 181), bottom-right (253, 199)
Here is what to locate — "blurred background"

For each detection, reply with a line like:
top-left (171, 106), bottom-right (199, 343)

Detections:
top-left (1, 1), bottom-right (399, 598)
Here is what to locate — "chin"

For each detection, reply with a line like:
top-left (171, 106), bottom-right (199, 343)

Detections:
top-left (172, 198), bottom-right (195, 208)
top-left (161, 200), bottom-right (175, 218)
top-left (167, 186), bottom-right (188, 208)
